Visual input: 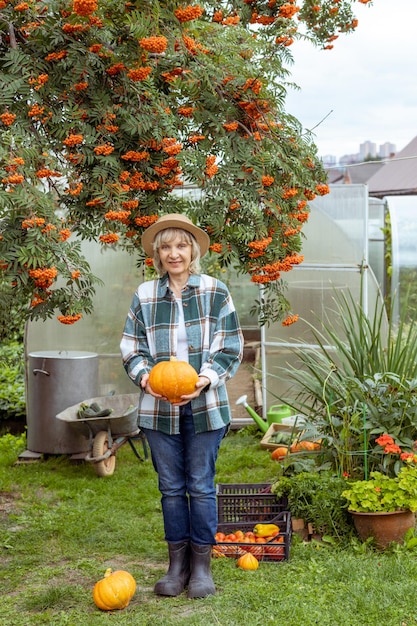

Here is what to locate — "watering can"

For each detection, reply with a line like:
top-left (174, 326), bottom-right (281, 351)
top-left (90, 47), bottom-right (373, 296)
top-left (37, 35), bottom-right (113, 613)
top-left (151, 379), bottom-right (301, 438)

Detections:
top-left (236, 395), bottom-right (268, 433)
top-left (267, 404), bottom-right (293, 426)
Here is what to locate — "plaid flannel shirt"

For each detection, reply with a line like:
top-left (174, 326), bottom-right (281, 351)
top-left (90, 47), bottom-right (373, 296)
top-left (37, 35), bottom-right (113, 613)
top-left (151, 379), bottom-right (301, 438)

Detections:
top-left (120, 273), bottom-right (244, 434)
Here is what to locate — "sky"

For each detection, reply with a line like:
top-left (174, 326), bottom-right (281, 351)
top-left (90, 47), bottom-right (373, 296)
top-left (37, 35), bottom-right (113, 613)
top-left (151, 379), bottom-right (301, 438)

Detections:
top-left (284, 0), bottom-right (417, 160)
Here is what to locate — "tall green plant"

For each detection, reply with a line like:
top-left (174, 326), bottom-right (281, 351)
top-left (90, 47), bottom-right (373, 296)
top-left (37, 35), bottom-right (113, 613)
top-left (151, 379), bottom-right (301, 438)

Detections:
top-left (275, 288), bottom-right (417, 478)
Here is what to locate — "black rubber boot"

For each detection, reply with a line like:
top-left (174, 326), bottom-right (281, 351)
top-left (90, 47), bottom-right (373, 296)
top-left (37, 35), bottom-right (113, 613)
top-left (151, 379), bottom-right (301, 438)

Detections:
top-left (154, 541), bottom-right (191, 596)
top-left (187, 543), bottom-right (216, 599)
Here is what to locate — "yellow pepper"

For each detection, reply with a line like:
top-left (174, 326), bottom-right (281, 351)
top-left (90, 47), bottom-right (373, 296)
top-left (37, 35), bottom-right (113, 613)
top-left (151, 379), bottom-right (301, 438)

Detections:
top-left (253, 523), bottom-right (279, 538)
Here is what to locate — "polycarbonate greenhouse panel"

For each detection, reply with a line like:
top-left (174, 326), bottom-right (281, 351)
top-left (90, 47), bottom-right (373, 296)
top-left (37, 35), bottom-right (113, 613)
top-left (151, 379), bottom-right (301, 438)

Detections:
top-left (26, 242), bottom-right (143, 396)
top-left (301, 184), bottom-right (368, 265)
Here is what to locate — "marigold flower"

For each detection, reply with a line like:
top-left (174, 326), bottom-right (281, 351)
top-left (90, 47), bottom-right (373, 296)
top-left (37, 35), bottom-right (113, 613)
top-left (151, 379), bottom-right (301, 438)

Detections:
top-left (375, 434), bottom-right (394, 447)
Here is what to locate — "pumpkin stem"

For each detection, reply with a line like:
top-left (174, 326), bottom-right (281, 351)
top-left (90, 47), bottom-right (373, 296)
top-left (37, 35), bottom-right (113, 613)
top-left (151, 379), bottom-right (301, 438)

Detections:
top-left (104, 568), bottom-right (112, 577)
top-left (169, 356), bottom-right (177, 362)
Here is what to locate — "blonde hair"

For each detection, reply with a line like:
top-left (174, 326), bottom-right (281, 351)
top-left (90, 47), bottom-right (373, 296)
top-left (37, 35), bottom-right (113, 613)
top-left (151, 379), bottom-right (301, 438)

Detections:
top-left (152, 228), bottom-right (201, 275)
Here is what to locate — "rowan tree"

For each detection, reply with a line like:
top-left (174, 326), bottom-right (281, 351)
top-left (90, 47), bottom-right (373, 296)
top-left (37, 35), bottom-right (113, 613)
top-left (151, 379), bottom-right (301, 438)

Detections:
top-left (0, 0), bottom-right (373, 330)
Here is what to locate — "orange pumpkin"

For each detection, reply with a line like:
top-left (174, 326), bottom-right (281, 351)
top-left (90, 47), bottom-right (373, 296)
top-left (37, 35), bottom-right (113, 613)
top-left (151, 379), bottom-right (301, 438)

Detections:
top-left (237, 551), bottom-right (259, 570)
top-left (148, 356), bottom-right (199, 403)
top-left (93, 568), bottom-right (136, 611)
top-left (271, 446), bottom-right (289, 461)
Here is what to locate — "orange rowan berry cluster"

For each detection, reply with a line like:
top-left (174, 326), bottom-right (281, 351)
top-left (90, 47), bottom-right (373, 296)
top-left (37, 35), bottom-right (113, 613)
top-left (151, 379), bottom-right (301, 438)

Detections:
top-left (139, 36), bottom-right (168, 53)
top-left (174, 5), bottom-right (204, 23)
top-left (104, 210), bottom-right (131, 224)
top-left (127, 67), bottom-right (152, 81)
top-left (282, 314), bottom-right (299, 327)
top-left (134, 215), bottom-right (159, 228)
top-left (99, 233), bottom-right (119, 244)
top-left (71, 270), bottom-right (81, 279)
top-left (248, 237), bottom-right (272, 258)
top-left (14, 2), bottom-right (29, 11)
top-left (57, 313), bottom-right (83, 324)
top-left (181, 35), bottom-right (209, 55)
top-left (94, 143), bottom-right (115, 155)
top-left (106, 63), bottom-right (125, 76)
top-left (278, 3), bottom-right (300, 18)
top-left (74, 81), bottom-right (88, 91)
top-left (223, 121), bottom-right (239, 132)
top-left (121, 151), bottom-right (150, 162)
top-left (58, 228), bottom-right (72, 241)
top-left (121, 200), bottom-right (139, 210)
top-left (62, 23), bottom-right (87, 34)
top-left (178, 106), bottom-right (194, 117)
top-left (63, 134), bottom-right (83, 146)
top-left (281, 187), bottom-right (298, 199)
top-left (262, 175), bottom-right (274, 187)
top-left (45, 50), bottom-right (68, 62)
top-left (72, 0), bottom-right (97, 17)
top-left (209, 243), bottom-right (223, 253)
top-left (22, 217), bottom-right (45, 229)
top-left (66, 182), bottom-right (83, 195)
top-left (189, 135), bottom-right (205, 143)
top-left (28, 267), bottom-right (58, 289)
top-left (3, 174), bottom-right (24, 184)
top-left (0, 112), bottom-right (16, 126)
top-left (36, 168), bottom-right (62, 178)
top-left (315, 183), bottom-right (330, 195)
top-left (28, 74), bottom-right (49, 90)
top-left (205, 155), bottom-right (218, 178)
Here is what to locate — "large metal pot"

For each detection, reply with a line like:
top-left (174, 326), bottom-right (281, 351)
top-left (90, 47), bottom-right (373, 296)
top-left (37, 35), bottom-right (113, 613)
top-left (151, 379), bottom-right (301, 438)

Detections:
top-left (26, 350), bottom-right (99, 454)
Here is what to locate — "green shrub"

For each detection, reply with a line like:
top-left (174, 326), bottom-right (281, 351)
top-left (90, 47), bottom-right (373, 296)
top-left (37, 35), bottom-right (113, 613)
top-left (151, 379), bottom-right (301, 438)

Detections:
top-left (0, 341), bottom-right (26, 421)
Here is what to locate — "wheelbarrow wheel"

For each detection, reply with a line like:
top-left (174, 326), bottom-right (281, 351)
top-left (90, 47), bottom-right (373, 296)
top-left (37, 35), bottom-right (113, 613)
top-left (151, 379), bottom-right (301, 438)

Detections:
top-left (92, 430), bottom-right (116, 477)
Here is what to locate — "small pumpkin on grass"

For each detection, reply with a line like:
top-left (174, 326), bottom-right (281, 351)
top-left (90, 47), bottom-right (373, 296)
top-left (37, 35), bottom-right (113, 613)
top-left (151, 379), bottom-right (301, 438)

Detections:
top-left (93, 568), bottom-right (136, 611)
top-left (148, 356), bottom-right (199, 403)
top-left (236, 551), bottom-right (259, 570)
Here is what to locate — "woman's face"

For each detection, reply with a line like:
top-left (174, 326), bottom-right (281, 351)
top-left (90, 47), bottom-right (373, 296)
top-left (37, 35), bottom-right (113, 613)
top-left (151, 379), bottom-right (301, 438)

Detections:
top-left (158, 234), bottom-right (192, 278)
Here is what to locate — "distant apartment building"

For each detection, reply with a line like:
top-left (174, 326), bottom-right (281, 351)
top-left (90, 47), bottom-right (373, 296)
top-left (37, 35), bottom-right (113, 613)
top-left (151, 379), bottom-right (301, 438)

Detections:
top-left (378, 142), bottom-right (396, 158)
top-left (321, 154), bottom-right (337, 167)
top-left (359, 140), bottom-right (377, 160)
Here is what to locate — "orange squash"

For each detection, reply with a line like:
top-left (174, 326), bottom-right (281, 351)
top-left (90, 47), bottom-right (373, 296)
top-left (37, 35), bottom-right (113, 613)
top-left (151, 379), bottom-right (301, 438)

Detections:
top-left (271, 446), bottom-right (289, 461)
top-left (237, 551), bottom-right (259, 570)
top-left (93, 568), bottom-right (136, 611)
top-left (148, 356), bottom-right (199, 403)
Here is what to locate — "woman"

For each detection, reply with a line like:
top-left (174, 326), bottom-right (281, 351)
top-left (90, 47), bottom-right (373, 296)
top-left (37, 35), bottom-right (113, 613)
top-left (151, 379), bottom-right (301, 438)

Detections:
top-left (120, 213), bottom-right (243, 599)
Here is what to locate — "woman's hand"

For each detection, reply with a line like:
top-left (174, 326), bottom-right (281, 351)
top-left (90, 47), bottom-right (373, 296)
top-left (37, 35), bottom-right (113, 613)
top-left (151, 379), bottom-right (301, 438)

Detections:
top-left (141, 372), bottom-right (167, 400)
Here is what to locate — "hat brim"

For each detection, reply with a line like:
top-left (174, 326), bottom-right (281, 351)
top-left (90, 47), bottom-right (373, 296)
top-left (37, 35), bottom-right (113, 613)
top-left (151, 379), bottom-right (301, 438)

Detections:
top-left (141, 216), bottom-right (210, 257)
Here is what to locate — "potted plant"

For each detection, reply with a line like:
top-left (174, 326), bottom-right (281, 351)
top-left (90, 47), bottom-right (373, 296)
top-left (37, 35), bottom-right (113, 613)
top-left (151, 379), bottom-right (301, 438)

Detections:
top-left (342, 435), bottom-right (417, 548)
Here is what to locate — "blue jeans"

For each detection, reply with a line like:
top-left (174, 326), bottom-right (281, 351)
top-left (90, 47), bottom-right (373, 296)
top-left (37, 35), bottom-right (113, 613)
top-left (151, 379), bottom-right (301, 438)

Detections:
top-left (142, 404), bottom-right (227, 545)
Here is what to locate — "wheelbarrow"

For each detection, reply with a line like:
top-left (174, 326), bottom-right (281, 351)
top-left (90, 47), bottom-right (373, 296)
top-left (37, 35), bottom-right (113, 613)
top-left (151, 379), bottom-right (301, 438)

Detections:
top-left (56, 394), bottom-right (148, 477)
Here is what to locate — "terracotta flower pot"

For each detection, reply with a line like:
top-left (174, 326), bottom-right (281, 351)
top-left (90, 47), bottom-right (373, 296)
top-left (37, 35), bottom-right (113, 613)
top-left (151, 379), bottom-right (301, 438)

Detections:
top-left (350, 509), bottom-right (416, 549)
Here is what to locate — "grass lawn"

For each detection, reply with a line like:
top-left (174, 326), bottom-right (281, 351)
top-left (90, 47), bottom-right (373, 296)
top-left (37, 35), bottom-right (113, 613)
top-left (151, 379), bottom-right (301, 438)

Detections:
top-left (1, 429), bottom-right (417, 625)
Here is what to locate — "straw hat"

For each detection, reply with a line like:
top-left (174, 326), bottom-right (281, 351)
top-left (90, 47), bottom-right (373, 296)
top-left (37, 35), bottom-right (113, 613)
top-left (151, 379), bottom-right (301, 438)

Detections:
top-left (141, 213), bottom-right (210, 257)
